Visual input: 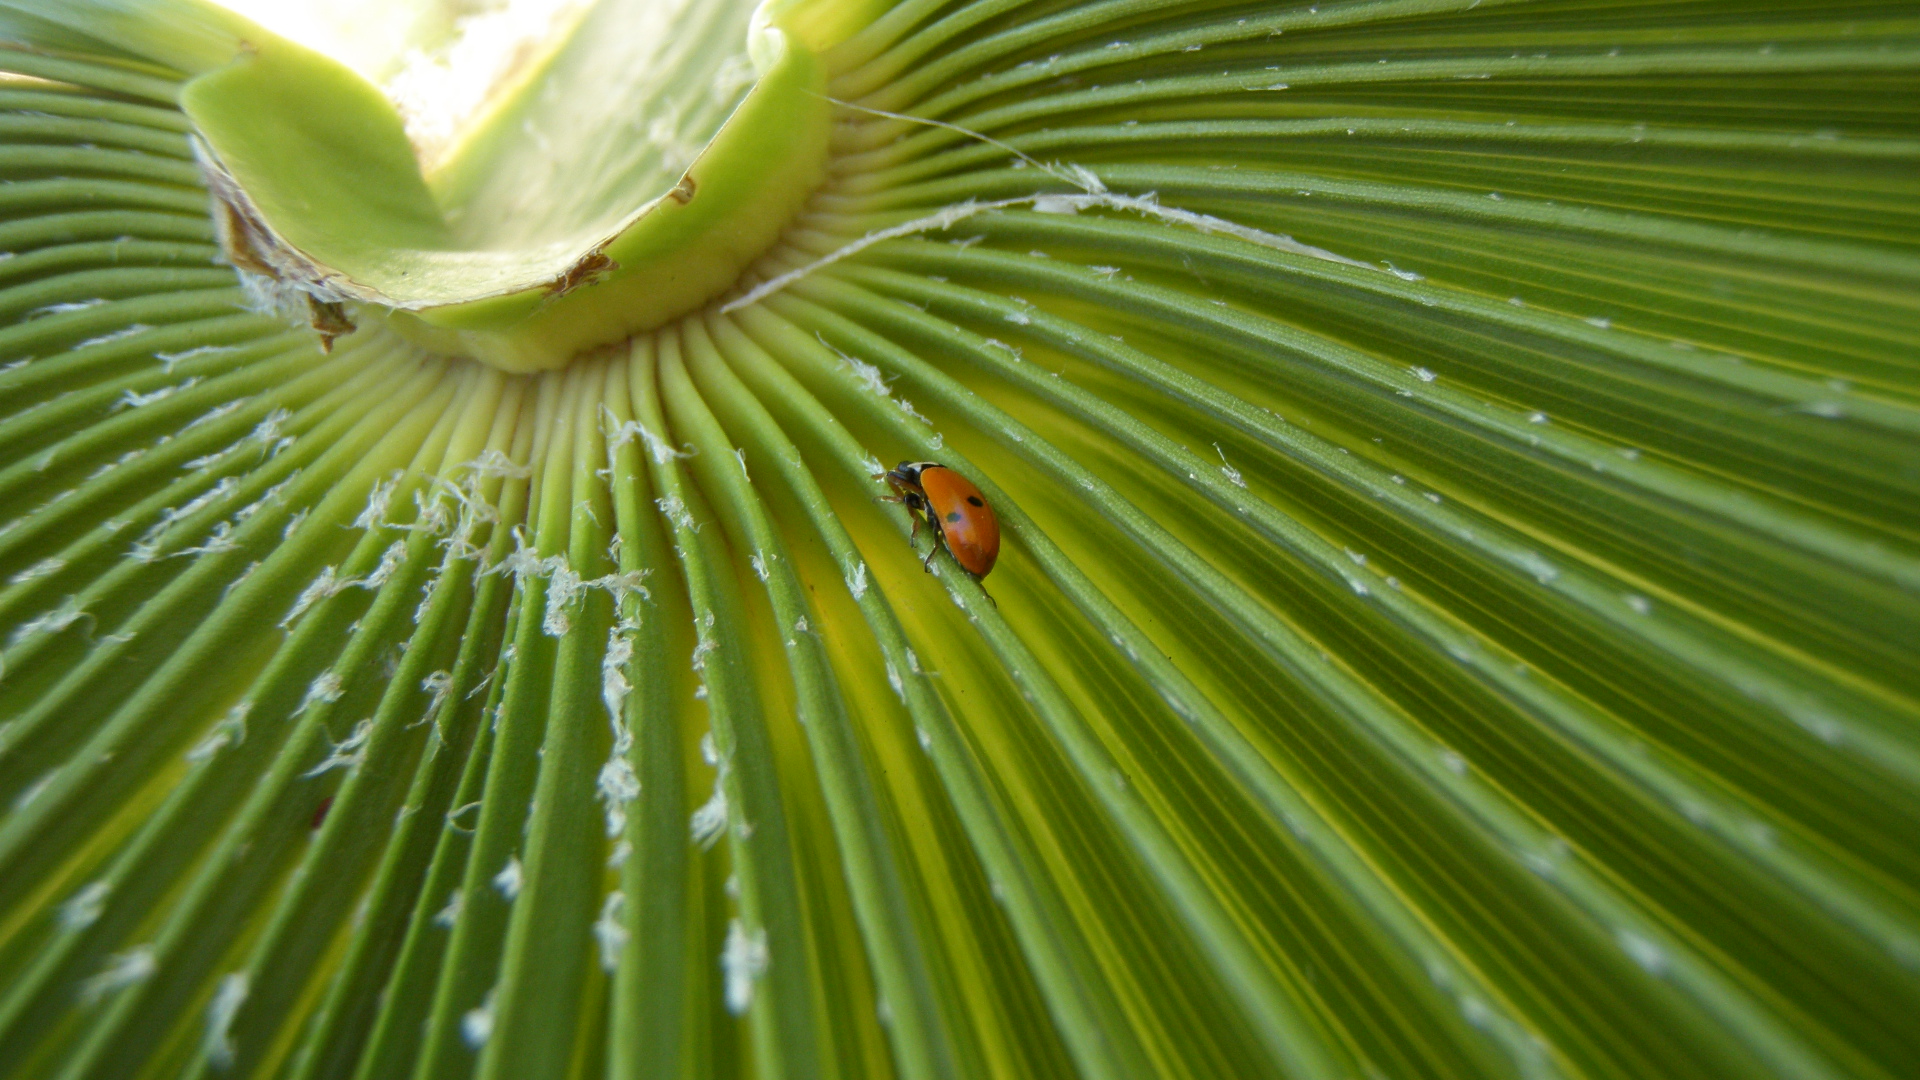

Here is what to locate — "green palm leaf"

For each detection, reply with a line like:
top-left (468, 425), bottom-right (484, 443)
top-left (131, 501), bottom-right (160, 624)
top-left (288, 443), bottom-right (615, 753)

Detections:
top-left (0, 1), bottom-right (1915, 1078)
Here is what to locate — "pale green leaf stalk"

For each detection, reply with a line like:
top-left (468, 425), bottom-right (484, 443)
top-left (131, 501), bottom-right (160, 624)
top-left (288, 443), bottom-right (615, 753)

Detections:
top-left (0, 1), bottom-right (1916, 1079)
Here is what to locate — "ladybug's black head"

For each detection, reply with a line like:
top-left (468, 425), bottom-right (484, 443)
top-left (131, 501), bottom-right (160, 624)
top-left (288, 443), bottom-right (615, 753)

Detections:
top-left (890, 461), bottom-right (940, 485)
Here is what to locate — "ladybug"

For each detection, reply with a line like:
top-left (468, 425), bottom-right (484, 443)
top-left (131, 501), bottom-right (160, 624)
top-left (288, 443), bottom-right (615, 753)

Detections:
top-left (879, 461), bottom-right (1000, 580)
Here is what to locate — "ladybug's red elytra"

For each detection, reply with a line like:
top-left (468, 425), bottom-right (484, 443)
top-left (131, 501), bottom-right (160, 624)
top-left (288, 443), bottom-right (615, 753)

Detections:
top-left (879, 461), bottom-right (1000, 580)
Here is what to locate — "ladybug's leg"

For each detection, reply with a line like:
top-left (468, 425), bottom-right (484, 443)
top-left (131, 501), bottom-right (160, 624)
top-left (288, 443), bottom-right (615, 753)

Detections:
top-left (874, 474), bottom-right (910, 504)
top-left (922, 521), bottom-right (948, 572)
top-left (904, 492), bottom-right (932, 545)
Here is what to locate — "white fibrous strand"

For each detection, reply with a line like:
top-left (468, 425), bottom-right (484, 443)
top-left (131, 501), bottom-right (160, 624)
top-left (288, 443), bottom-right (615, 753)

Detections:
top-left (689, 771), bottom-right (729, 850)
top-left (492, 855), bottom-right (523, 900)
top-left (689, 611), bottom-right (717, 671)
top-left (353, 472), bottom-right (403, 531)
top-left (543, 563), bottom-right (584, 635)
top-left (175, 520), bottom-right (240, 557)
top-left (593, 891), bottom-right (628, 972)
top-left (725, 184), bottom-right (1372, 313)
top-left (249, 407), bottom-right (294, 457)
top-left (302, 718), bottom-right (371, 777)
top-left (408, 487), bottom-right (455, 539)
top-left (434, 888), bottom-right (464, 927)
top-left (79, 323), bottom-right (154, 350)
top-left (186, 702), bottom-right (251, 764)
top-left (488, 532), bottom-right (651, 637)
top-left (80, 947), bottom-right (156, 1003)
top-left (603, 407), bottom-right (694, 464)
top-left (598, 618), bottom-right (640, 836)
top-left (720, 920), bottom-right (769, 1015)
top-left (281, 565), bottom-right (339, 627)
top-left (156, 344), bottom-right (236, 372)
top-left (184, 400), bottom-right (247, 432)
top-left (204, 973), bottom-right (250, 1071)
top-left (298, 671), bottom-right (345, 713)
top-left (30, 298), bottom-right (107, 318)
top-left (59, 881), bottom-right (111, 931)
top-left (111, 377), bottom-right (200, 412)
top-left (1214, 443), bottom-right (1247, 487)
top-left (8, 595), bottom-right (88, 647)
top-left (460, 988), bottom-right (496, 1049)
top-left (139, 478), bottom-right (242, 558)
top-left (467, 448), bottom-right (532, 478)
top-left (418, 669), bottom-right (455, 738)
top-left (8, 556), bottom-right (64, 584)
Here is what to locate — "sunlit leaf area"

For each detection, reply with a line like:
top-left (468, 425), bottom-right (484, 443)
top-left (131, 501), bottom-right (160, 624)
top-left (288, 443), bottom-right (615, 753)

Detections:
top-left (1, 1), bottom-right (1917, 1078)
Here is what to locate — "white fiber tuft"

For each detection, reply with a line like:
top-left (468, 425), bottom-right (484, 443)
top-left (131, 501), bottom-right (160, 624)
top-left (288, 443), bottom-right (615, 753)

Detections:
top-left (8, 557), bottom-right (64, 584)
top-left (204, 973), bottom-right (249, 1070)
top-left (352, 472), bottom-right (402, 531)
top-left (298, 671), bottom-right (345, 714)
top-left (492, 856), bottom-right (523, 900)
top-left (433, 888), bottom-right (463, 928)
top-left (81, 947), bottom-right (156, 1003)
top-left (690, 776), bottom-right (729, 850)
top-left (301, 718), bottom-right (371, 777)
top-left (1213, 443), bottom-right (1246, 488)
top-left (467, 449), bottom-right (531, 478)
top-left (720, 920), bottom-right (769, 1015)
top-left (9, 596), bottom-right (89, 647)
top-left (461, 989), bottom-right (496, 1049)
top-left (598, 756), bottom-right (640, 837)
top-left (60, 881), bottom-right (111, 931)
top-left (281, 566), bottom-right (339, 627)
top-left (593, 891), bottom-right (628, 972)
top-left (186, 702), bottom-right (251, 764)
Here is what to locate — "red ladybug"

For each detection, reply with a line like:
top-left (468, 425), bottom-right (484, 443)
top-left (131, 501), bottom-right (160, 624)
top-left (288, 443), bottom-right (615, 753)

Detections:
top-left (880, 461), bottom-right (1000, 579)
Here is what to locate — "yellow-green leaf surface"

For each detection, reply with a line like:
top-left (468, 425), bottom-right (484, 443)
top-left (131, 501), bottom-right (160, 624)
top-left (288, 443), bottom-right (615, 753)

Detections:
top-left (0, 1), bottom-right (1916, 1079)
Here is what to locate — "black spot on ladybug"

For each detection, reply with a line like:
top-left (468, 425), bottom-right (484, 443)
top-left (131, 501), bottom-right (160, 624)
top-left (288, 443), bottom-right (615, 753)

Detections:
top-left (966, 496), bottom-right (983, 506)
top-left (946, 511), bottom-right (962, 522)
